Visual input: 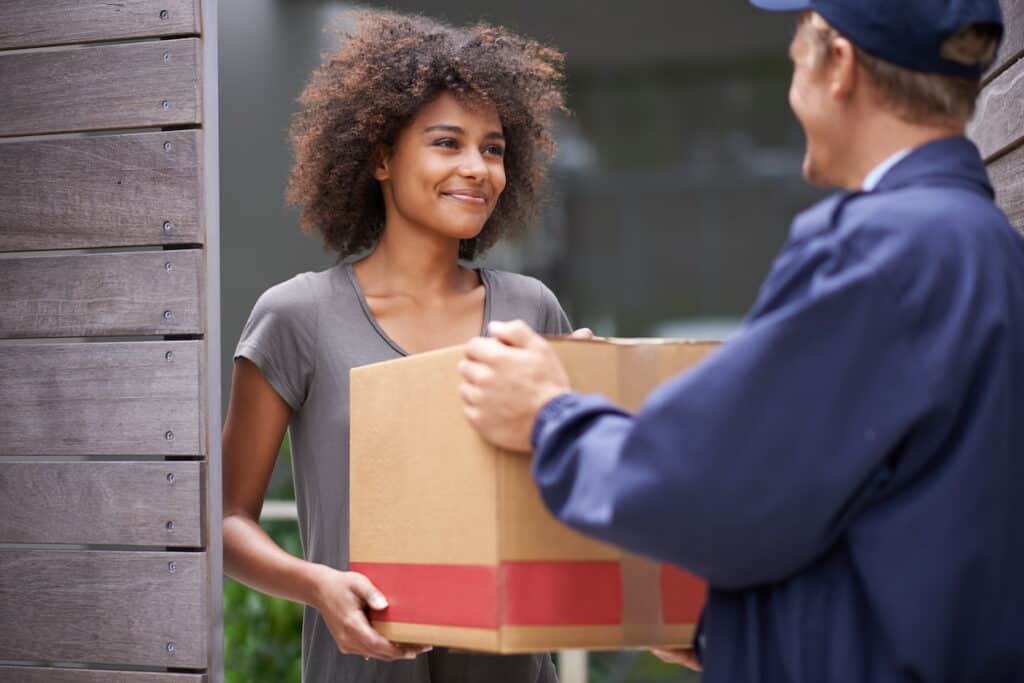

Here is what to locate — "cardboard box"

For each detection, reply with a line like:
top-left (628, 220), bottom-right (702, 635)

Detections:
top-left (349, 338), bottom-right (718, 653)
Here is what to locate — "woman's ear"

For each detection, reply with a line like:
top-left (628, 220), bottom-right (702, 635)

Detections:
top-left (373, 145), bottom-right (391, 182)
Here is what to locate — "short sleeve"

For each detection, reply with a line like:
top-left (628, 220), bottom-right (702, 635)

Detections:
top-left (234, 275), bottom-right (318, 411)
top-left (538, 280), bottom-right (573, 335)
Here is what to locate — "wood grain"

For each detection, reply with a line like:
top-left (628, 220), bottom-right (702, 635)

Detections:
top-left (0, 341), bottom-right (203, 456)
top-left (0, 461), bottom-right (204, 545)
top-left (0, 38), bottom-right (201, 137)
top-left (0, 130), bottom-right (203, 251)
top-left (989, 143), bottom-right (1024, 231)
top-left (0, 250), bottom-right (203, 339)
top-left (0, 550), bottom-right (207, 668)
top-left (0, 667), bottom-right (205, 683)
top-left (0, 0), bottom-right (199, 51)
top-left (986, 0), bottom-right (1024, 83)
top-left (970, 57), bottom-right (1024, 160)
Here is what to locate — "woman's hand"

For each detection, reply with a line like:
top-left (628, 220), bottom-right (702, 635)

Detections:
top-left (650, 647), bottom-right (702, 672)
top-left (570, 327), bottom-right (595, 340)
top-left (313, 566), bottom-right (431, 661)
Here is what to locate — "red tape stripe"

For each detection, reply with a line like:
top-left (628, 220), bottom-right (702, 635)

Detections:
top-left (661, 564), bottom-right (707, 624)
top-left (350, 562), bottom-right (499, 629)
top-left (351, 561), bottom-right (705, 628)
top-left (502, 560), bottom-right (623, 625)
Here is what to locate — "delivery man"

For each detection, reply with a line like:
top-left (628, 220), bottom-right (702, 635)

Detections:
top-left (457, 1), bottom-right (1024, 681)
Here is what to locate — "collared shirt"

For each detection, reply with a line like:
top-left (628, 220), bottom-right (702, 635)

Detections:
top-left (862, 148), bottom-right (912, 191)
top-left (530, 136), bottom-right (1024, 683)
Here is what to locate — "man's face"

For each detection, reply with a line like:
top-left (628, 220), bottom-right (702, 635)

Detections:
top-left (788, 19), bottom-right (843, 187)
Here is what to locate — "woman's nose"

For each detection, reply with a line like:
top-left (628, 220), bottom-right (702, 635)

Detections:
top-left (458, 149), bottom-right (488, 179)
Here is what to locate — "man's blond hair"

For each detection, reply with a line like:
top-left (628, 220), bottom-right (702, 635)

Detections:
top-left (799, 12), bottom-right (1000, 126)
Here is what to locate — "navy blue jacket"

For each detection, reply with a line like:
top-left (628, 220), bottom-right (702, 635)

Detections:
top-left (531, 137), bottom-right (1024, 682)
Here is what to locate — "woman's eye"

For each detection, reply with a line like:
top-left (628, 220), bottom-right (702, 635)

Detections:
top-left (484, 145), bottom-right (506, 158)
top-left (432, 137), bottom-right (458, 149)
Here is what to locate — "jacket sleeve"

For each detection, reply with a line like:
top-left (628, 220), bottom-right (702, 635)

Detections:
top-left (531, 233), bottom-right (932, 589)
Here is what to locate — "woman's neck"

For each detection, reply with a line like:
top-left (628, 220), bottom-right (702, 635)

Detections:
top-left (354, 225), bottom-right (472, 300)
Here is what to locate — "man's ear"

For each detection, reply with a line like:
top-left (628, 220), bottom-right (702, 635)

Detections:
top-left (373, 145), bottom-right (391, 182)
top-left (830, 36), bottom-right (859, 100)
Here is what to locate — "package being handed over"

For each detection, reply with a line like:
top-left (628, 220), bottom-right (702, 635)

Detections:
top-left (349, 337), bottom-right (718, 653)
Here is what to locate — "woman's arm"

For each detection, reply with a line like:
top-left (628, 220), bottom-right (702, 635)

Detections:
top-left (222, 358), bottom-right (426, 661)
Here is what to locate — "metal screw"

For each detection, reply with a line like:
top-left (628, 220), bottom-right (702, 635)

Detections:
top-left (166, 472), bottom-right (176, 484)
top-left (166, 641), bottom-right (176, 653)
top-left (162, 51), bottom-right (171, 64)
top-left (166, 520), bottom-right (175, 531)
top-left (161, 100), bottom-right (170, 111)
top-left (163, 310), bottom-right (173, 320)
top-left (159, 10), bottom-right (169, 20)
top-left (162, 221), bottom-right (173, 233)
top-left (168, 561), bottom-right (177, 573)
top-left (163, 141), bottom-right (172, 152)
top-left (164, 261), bottom-right (174, 272)
top-left (165, 430), bottom-right (174, 441)
top-left (165, 351), bottom-right (174, 361)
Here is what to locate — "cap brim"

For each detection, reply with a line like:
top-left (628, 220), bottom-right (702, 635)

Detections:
top-left (749, 0), bottom-right (813, 10)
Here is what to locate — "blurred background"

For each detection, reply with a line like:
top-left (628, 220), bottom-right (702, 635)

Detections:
top-left (219, 1), bottom-right (826, 681)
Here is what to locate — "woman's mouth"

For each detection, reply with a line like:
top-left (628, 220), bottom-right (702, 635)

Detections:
top-left (442, 189), bottom-right (488, 205)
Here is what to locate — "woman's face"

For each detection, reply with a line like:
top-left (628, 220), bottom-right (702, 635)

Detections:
top-left (376, 91), bottom-right (507, 243)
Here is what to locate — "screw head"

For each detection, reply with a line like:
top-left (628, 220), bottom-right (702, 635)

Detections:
top-left (162, 221), bottom-right (173, 233)
top-left (164, 430), bottom-right (174, 441)
top-left (159, 9), bottom-right (169, 19)
top-left (163, 141), bottom-right (172, 152)
top-left (164, 261), bottom-right (174, 272)
top-left (166, 472), bottom-right (176, 484)
top-left (166, 641), bottom-right (176, 653)
top-left (162, 52), bottom-right (171, 64)
top-left (165, 351), bottom-right (174, 361)
top-left (161, 100), bottom-right (170, 111)
top-left (163, 310), bottom-right (173, 320)
top-left (166, 520), bottom-right (175, 531)
top-left (168, 561), bottom-right (177, 573)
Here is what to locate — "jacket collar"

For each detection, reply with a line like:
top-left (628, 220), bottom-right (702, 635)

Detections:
top-left (874, 135), bottom-right (993, 199)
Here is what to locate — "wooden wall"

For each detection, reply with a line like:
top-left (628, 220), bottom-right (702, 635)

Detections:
top-left (0, 1), bottom-right (221, 681)
top-left (970, 0), bottom-right (1024, 232)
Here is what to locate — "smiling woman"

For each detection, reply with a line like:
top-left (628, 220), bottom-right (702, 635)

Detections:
top-left (286, 10), bottom-right (565, 261)
top-left (221, 9), bottom-right (573, 683)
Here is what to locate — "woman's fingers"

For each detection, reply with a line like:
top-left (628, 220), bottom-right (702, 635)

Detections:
top-left (347, 572), bottom-right (388, 611)
top-left (342, 609), bottom-right (416, 660)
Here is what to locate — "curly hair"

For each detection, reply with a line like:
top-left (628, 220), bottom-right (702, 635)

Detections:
top-left (286, 10), bottom-right (567, 260)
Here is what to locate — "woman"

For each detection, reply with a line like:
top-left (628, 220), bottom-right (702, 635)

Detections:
top-left (222, 10), bottom-right (575, 682)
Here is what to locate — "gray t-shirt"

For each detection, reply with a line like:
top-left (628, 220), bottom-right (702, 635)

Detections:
top-left (235, 262), bottom-right (571, 683)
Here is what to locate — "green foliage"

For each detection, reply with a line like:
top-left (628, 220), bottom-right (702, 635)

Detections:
top-left (224, 520), bottom-right (304, 683)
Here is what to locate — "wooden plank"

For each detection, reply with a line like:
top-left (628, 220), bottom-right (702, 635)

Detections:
top-left (0, 0), bottom-right (199, 51)
top-left (0, 341), bottom-right (203, 456)
top-left (989, 143), bottom-right (1024, 231)
top-left (0, 250), bottom-right (203, 339)
top-left (0, 461), bottom-right (204, 545)
top-left (0, 550), bottom-right (207, 668)
top-left (986, 0), bottom-right (1024, 83)
top-left (0, 130), bottom-right (203, 252)
top-left (199, 2), bottom-right (224, 678)
top-left (0, 38), bottom-right (201, 137)
top-left (0, 666), bottom-right (205, 682)
top-left (970, 57), bottom-right (1024, 160)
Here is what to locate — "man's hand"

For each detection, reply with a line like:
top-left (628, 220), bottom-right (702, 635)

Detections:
top-left (459, 320), bottom-right (572, 452)
top-left (650, 647), bottom-right (702, 672)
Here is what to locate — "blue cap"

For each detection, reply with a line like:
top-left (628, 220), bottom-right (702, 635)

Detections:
top-left (750, 0), bottom-right (1004, 79)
